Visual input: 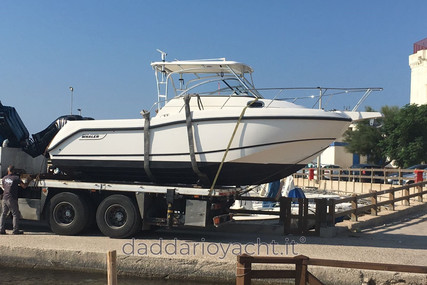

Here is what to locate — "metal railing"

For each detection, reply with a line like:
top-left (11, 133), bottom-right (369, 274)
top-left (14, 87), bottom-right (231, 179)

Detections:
top-left (294, 167), bottom-right (426, 185)
top-left (414, 38), bottom-right (427, 53)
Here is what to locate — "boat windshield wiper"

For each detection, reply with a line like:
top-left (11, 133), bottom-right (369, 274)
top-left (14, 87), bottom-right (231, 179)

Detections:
top-left (226, 65), bottom-right (260, 98)
top-left (222, 80), bottom-right (248, 96)
top-left (222, 80), bottom-right (237, 94)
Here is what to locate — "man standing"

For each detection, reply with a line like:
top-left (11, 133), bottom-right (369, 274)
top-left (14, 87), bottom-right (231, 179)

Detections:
top-left (0, 165), bottom-right (30, 235)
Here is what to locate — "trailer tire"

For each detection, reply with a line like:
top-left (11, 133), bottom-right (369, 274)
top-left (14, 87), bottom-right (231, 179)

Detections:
top-left (49, 192), bottom-right (89, 235)
top-left (96, 195), bottom-right (141, 238)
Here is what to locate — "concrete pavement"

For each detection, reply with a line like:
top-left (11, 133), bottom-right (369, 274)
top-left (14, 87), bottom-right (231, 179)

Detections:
top-left (0, 206), bottom-right (426, 284)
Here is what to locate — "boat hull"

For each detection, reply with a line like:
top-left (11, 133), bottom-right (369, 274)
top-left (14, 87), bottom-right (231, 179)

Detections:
top-left (49, 159), bottom-right (305, 186)
top-left (47, 107), bottom-right (351, 186)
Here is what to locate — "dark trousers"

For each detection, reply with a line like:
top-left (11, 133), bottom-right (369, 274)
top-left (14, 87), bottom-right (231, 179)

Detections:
top-left (0, 198), bottom-right (20, 232)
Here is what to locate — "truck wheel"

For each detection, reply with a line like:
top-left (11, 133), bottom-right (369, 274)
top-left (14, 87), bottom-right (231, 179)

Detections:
top-left (49, 192), bottom-right (89, 235)
top-left (96, 195), bottom-right (141, 238)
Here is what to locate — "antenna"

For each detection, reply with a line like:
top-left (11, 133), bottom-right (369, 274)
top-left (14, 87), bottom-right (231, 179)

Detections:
top-left (156, 49), bottom-right (167, 62)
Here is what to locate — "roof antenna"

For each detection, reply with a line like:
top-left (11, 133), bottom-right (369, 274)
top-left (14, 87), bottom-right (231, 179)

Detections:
top-left (156, 49), bottom-right (167, 62)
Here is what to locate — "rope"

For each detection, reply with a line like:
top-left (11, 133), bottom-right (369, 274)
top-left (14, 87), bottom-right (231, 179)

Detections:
top-left (208, 98), bottom-right (259, 195)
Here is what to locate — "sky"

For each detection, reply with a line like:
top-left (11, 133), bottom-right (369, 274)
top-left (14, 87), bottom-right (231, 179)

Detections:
top-left (1, 1), bottom-right (426, 134)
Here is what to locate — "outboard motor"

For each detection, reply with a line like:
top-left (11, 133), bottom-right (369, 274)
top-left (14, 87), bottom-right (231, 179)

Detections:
top-left (0, 101), bottom-right (30, 147)
top-left (24, 115), bottom-right (94, 157)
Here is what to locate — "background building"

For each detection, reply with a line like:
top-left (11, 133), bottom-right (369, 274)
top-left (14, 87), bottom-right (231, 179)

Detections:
top-left (313, 38), bottom-right (427, 168)
top-left (409, 38), bottom-right (427, 105)
top-left (319, 135), bottom-right (368, 168)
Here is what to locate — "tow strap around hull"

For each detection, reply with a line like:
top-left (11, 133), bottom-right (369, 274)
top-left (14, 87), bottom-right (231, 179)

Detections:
top-left (142, 110), bottom-right (156, 182)
top-left (183, 94), bottom-right (210, 186)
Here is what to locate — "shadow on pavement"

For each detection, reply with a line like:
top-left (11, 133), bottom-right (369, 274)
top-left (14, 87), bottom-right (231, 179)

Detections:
top-left (10, 213), bottom-right (427, 251)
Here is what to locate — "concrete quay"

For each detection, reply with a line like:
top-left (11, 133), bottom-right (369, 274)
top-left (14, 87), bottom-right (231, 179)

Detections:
top-left (0, 207), bottom-right (426, 285)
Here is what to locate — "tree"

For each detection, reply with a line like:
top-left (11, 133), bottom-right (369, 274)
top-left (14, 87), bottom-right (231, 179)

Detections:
top-left (380, 104), bottom-right (427, 167)
top-left (343, 106), bottom-right (385, 165)
top-left (344, 104), bottom-right (427, 168)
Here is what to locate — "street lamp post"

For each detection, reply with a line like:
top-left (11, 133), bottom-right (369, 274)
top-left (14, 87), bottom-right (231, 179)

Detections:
top-left (77, 108), bottom-right (82, 116)
top-left (69, 87), bottom-right (74, 115)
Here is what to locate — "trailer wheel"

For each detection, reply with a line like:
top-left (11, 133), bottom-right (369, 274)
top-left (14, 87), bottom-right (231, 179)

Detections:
top-left (96, 195), bottom-right (141, 238)
top-left (49, 192), bottom-right (89, 235)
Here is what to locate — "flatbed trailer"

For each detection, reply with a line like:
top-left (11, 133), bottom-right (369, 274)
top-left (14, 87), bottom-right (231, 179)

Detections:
top-left (2, 175), bottom-right (237, 238)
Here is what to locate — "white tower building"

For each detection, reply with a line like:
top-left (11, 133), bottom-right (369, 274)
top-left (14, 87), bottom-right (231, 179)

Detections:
top-left (409, 38), bottom-right (427, 105)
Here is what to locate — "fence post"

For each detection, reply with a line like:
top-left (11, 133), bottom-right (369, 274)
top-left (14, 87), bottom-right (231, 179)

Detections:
top-left (418, 186), bottom-right (423, 203)
top-left (295, 255), bottom-right (309, 285)
top-left (297, 198), bottom-right (304, 234)
top-left (107, 250), bottom-right (118, 285)
top-left (403, 185), bottom-right (410, 206)
top-left (389, 189), bottom-right (395, 211)
top-left (328, 199), bottom-right (336, 227)
top-left (303, 198), bottom-right (309, 234)
top-left (315, 199), bottom-right (328, 235)
top-left (280, 197), bottom-right (291, 235)
top-left (236, 254), bottom-right (252, 285)
top-left (351, 194), bottom-right (358, 222)
top-left (370, 190), bottom-right (378, 216)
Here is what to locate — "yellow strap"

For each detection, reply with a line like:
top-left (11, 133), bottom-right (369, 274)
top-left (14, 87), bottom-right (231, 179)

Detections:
top-left (209, 98), bottom-right (259, 195)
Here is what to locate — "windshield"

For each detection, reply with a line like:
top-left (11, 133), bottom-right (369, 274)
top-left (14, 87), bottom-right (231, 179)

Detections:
top-left (178, 78), bottom-right (256, 97)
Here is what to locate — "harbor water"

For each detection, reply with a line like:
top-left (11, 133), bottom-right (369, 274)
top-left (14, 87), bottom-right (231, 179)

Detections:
top-left (0, 265), bottom-right (222, 285)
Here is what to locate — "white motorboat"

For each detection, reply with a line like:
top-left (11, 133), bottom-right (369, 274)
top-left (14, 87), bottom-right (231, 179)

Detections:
top-left (47, 54), bottom-right (380, 186)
